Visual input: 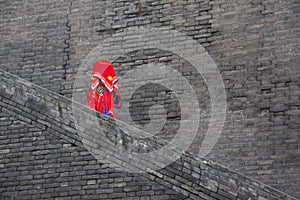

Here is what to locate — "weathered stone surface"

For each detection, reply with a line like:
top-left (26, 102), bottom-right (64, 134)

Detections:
top-left (0, 0), bottom-right (299, 199)
top-left (0, 66), bottom-right (298, 199)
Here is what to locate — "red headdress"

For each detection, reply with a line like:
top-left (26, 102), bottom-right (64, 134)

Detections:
top-left (90, 60), bottom-right (118, 92)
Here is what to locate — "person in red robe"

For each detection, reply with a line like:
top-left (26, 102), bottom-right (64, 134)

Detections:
top-left (86, 60), bottom-right (122, 118)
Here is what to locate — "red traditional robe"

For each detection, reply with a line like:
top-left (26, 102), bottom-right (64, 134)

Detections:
top-left (86, 60), bottom-right (122, 118)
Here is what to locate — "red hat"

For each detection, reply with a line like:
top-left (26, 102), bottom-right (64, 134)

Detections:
top-left (90, 60), bottom-right (118, 92)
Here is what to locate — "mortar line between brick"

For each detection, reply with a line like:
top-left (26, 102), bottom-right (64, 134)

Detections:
top-left (61, 0), bottom-right (72, 94)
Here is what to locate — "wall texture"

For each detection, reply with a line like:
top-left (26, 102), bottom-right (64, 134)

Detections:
top-left (0, 0), bottom-right (299, 199)
top-left (0, 69), bottom-right (297, 199)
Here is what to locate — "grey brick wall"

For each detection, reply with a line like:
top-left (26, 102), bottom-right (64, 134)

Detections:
top-left (207, 0), bottom-right (300, 197)
top-left (0, 0), bottom-right (299, 199)
top-left (0, 115), bottom-right (186, 200)
top-left (0, 0), bottom-right (70, 93)
top-left (0, 69), bottom-right (190, 199)
top-left (0, 68), bottom-right (297, 199)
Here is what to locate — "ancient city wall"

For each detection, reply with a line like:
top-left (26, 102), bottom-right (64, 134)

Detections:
top-left (0, 68), bottom-right (297, 199)
top-left (0, 0), bottom-right (299, 199)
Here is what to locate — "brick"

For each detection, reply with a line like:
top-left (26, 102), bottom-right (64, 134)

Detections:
top-left (0, 0), bottom-right (299, 199)
top-left (0, 149), bottom-right (10, 154)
